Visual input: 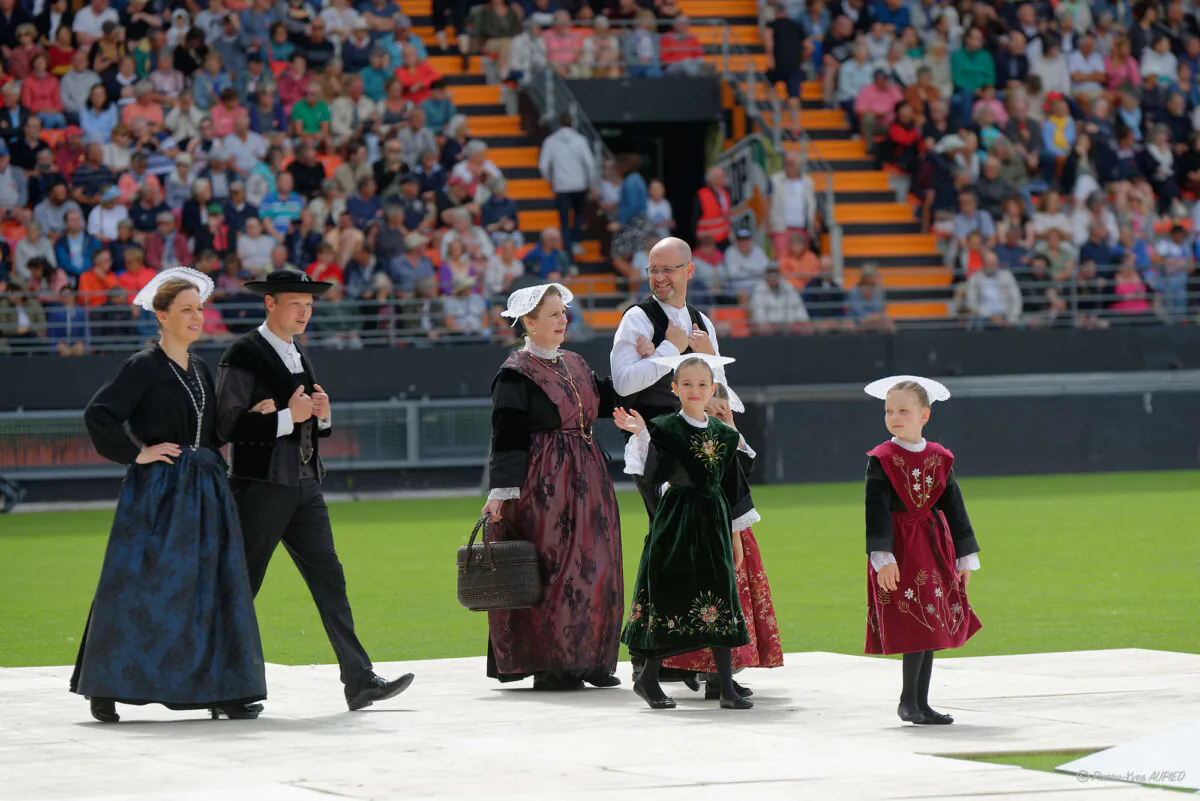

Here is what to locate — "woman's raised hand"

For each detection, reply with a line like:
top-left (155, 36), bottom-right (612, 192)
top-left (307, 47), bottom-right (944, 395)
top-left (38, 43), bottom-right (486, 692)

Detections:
top-left (136, 442), bottom-right (182, 465)
top-left (613, 407), bottom-right (646, 435)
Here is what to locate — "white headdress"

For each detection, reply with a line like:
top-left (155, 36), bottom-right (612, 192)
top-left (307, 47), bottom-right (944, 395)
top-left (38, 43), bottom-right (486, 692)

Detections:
top-left (648, 353), bottom-right (744, 413)
top-left (131, 267), bottom-right (215, 312)
top-left (864, 375), bottom-right (951, 403)
top-left (500, 283), bottom-right (574, 326)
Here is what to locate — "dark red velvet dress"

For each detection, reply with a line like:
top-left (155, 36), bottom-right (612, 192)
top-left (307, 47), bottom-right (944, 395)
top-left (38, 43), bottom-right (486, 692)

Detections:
top-left (485, 348), bottom-right (624, 681)
top-left (864, 440), bottom-right (982, 656)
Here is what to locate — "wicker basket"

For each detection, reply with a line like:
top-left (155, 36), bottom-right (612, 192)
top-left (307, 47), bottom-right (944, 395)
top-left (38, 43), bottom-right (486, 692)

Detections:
top-left (456, 516), bottom-right (543, 611)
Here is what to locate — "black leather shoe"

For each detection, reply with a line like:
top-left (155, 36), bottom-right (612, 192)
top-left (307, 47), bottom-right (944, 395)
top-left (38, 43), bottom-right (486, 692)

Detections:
top-left (89, 698), bottom-right (119, 723)
top-left (919, 706), bottom-right (954, 725)
top-left (705, 676), bottom-right (753, 700)
top-left (582, 670), bottom-right (621, 688)
top-left (720, 694), bottom-right (754, 710)
top-left (210, 704), bottom-right (260, 720)
top-left (346, 672), bottom-right (414, 711)
top-left (632, 680), bottom-right (676, 710)
top-left (532, 673), bottom-right (584, 691)
top-left (681, 674), bottom-right (701, 692)
top-left (897, 700), bottom-right (927, 724)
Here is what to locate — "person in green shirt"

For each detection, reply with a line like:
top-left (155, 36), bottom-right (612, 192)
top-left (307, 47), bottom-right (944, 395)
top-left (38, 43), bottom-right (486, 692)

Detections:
top-left (949, 29), bottom-right (995, 127)
top-left (289, 84), bottom-right (332, 140)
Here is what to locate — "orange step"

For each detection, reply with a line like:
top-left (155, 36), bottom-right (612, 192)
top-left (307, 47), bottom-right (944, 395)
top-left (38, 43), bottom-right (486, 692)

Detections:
top-left (447, 84), bottom-right (502, 106)
top-left (695, 26), bottom-right (762, 46)
top-left (785, 140), bottom-right (870, 160)
top-left (504, 178), bottom-right (553, 200)
top-left (705, 53), bottom-right (770, 73)
top-left (566, 273), bottom-right (618, 295)
top-left (811, 172), bottom-right (891, 192)
top-left (796, 109), bottom-right (849, 130)
top-left (398, 0), bottom-right (434, 13)
top-left (835, 203), bottom-right (916, 224)
top-left (490, 146), bottom-right (539, 168)
top-left (842, 267), bottom-right (953, 288)
top-left (886, 301), bottom-right (951, 319)
top-left (679, 0), bottom-right (760, 15)
top-left (426, 55), bottom-right (483, 76)
top-left (802, 81), bottom-right (823, 101)
top-left (584, 309), bottom-right (625, 330)
top-left (465, 115), bottom-right (523, 135)
top-left (829, 234), bottom-right (940, 258)
top-left (519, 210), bottom-right (559, 231)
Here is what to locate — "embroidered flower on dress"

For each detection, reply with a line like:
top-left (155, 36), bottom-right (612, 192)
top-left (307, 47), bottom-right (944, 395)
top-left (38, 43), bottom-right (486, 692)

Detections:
top-left (950, 603), bottom-right (963, 615)
top-left (904, 588), bottom-right (915, 600)
top-left (934, 588), bottom-right (943, 598)
top-left (911, 468), bottom-right (920, 477)
top-left (926, 604), bottom-right (935, 614)
top-left (690, 432), bottom-right (727, 472)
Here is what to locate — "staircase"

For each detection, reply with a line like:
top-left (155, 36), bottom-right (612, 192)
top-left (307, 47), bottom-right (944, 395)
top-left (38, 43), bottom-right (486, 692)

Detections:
top-left (718, 1), bottom-right (953, 321)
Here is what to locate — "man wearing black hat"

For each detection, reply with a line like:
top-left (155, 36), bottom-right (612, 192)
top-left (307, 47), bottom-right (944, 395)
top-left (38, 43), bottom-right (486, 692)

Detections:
top-left (215, 270), bottom-right (414, 711)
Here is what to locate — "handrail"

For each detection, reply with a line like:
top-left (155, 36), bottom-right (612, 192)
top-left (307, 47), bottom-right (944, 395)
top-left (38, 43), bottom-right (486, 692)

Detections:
top-left (519, 60), bottom-right (615, 194)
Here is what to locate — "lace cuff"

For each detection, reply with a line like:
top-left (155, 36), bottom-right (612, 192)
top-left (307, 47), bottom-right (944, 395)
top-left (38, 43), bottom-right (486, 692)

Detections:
top-left (869, 551), bottom-right (897, 571)
top-left (623, 428), bottom-right (650, 476)
top-left (956, 553), bottom-right (981, 571)
top-left (731, 508), bottom-right (761, 532)
top-left (737, 435), bottom-right (756, 459)
top-left (487, 487), bottom-right (521, 501)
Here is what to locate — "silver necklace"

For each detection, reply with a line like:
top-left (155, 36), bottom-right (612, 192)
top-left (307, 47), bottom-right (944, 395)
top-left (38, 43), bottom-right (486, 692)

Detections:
top-left (163, 348), bottom-right (204, 451)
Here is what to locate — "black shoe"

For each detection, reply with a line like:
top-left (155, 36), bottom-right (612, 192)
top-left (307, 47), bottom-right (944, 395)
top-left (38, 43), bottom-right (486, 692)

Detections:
top-left (532, 673), bottom-right (585, 691)
top-left (681, 674), bottom-right (701, 692)
top-left (897, 700), bottom-right (927, 724)
top-left (632, 678), bottom-right (676, 710)
top-left (704, 676), bottom-right (753, 700)
top-left (919, 706), bottom-right (954, 725)
top-left (346, 672), bottom-right (414, 711)
top-left (210, 704), bottom-right (260, 720)
top-left (582, 670), bottom-right (621, 688)
top-left (89, 698), bottom-right (119, 723)
top-left (720, 694), bottom-right (754, 710)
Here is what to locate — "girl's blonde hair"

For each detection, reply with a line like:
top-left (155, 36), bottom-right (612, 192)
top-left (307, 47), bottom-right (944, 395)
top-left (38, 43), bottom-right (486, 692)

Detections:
top-left (674, 356), bottom-right (714, 381)
top-left (887, 380), bottom-right (930, 408)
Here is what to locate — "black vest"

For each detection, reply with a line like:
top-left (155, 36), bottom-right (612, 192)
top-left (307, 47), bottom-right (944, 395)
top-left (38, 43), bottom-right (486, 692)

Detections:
top-left (219, 331), bottom-right (325, 485)
top-left (618, 298), bottom-right (706, 422)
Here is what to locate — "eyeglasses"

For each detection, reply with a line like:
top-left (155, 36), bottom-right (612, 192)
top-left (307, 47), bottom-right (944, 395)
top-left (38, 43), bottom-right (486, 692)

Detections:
top-left (646, 262), bottom-right (687, 279)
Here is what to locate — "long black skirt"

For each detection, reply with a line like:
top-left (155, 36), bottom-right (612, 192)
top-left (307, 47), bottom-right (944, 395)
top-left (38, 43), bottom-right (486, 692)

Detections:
top-left (70, 448), bottom-right (267, 709)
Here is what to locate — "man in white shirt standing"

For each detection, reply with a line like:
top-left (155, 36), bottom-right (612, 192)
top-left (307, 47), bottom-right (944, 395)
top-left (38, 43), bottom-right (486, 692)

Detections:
top-left (610, 235), bottom-right (730, 518)
top-left (538, 112), bottom-right (595, 257)
top-left (72, 0), bottom-right (120, 45)
top-left (215, 269), bottom-right (415, 715)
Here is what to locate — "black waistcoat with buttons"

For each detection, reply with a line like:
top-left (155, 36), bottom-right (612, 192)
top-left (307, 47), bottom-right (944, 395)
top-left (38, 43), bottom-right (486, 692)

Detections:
top-left (219, 331), bottom-right (326, 485)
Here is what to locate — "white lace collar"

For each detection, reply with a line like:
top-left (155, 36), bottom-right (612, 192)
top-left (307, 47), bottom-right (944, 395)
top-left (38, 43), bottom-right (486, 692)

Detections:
top-left (892, 436), bottom-right (927, 452)
top-left (680, 411), bottom-right (709, 428)
top-left (522, 338), bottom-right (562, 360)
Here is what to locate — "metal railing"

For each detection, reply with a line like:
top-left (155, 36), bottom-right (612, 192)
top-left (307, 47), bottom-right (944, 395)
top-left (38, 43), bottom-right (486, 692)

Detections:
top-left (0, 398), bottom-right (629, 480)
top-left (521, 63), bottom-right (614, 192)
top-left (2, 265), bottom-right (1196, 356)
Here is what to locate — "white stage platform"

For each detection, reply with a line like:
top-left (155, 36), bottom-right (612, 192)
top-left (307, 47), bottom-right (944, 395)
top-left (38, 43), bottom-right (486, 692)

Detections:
top-left (2, 649), bottom-right (1197, 800)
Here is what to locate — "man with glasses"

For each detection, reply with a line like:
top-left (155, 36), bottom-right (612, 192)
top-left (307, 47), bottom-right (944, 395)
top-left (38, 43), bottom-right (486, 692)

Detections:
top-left (609, 235), bottom-right (732, 518)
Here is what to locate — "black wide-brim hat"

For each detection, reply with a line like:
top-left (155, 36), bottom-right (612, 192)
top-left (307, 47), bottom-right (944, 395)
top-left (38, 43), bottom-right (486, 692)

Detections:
top-left (244, 269), bottom-right (333, 297)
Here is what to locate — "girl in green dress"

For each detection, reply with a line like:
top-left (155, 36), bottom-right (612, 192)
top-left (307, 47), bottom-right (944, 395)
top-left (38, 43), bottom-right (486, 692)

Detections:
top-left (614, 354), bottom-right (760, 711)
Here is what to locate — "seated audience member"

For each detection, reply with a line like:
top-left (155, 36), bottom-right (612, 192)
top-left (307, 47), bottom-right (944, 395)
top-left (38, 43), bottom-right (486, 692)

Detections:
top-left (749, 265), bottom-right (811, 335)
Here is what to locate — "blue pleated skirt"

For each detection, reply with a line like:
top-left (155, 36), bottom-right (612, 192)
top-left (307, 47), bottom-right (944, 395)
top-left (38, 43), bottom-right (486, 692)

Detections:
top-left (70, 448), bottom-right (267, 708)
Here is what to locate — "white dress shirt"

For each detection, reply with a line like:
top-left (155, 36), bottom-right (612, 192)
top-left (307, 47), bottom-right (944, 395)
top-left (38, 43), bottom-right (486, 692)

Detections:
top-left (257, 322), bottom-right (332, 438)
top-left (869, 437), bottom-right (981, 572)
top-left (609, 298), bottom-right (729, 398)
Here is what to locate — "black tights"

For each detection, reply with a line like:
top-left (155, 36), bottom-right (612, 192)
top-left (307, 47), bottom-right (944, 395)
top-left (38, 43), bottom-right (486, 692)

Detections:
top-left (640, 648), bottom-right (736, 701)
top-left (901, 649), bottom-right (936, 711)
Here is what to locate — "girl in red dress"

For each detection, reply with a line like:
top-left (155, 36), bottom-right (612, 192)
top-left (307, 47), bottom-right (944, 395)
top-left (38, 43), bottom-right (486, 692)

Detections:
top-left (863, 376), bottom-right (982, 725)
top-left (661, 383), bottom-right (783, 698)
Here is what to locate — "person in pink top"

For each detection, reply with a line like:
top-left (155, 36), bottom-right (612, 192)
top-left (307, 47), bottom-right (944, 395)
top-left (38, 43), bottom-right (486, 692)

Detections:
top-left (854, 68), bottom-right (903, 144)
top-left (1109, 258), bottom-right (1153, 315)
top-left (20, 53), bottom-right (66, 129)
top-left (120, 82), bottom-right (165, 133)
top-left (543, 10), bottom-right (582, 76)
top-left (1105, 34), bottom-right (1140, 91)
top-left (394, 44), bottom-right (441, 105)
top-left (276, 53), bottom-right (312, 114)
top-left (209, 88), bottom-right (243, 138)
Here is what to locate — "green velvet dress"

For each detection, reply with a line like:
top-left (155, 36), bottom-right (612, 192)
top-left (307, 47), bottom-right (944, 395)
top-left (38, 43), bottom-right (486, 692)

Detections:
top-left (620, 412), bottom-right (759, 659)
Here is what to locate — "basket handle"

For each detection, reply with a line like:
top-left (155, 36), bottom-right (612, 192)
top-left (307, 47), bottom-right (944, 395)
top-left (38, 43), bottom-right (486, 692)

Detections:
top-left (467, 515), bottom-right (499, 568)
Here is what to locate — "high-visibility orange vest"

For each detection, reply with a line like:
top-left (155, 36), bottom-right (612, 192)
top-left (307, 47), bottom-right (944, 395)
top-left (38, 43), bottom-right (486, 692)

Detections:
top-left (695, 186), bottom-right (732, 242)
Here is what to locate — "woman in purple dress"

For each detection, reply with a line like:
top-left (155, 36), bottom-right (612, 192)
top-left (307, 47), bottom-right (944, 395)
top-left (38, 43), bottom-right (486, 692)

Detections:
top-left (481, 283), bottom-right (624, 691)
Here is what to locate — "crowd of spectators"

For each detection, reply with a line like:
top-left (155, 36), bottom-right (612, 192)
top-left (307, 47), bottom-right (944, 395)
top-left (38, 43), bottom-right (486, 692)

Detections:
top-left (761, 0), bottom-right (1200, 326)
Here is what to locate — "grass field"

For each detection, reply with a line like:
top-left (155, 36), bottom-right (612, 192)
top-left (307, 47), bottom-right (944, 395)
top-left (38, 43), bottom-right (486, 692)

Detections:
top-left (1, 471), bottom-right (1197, 669)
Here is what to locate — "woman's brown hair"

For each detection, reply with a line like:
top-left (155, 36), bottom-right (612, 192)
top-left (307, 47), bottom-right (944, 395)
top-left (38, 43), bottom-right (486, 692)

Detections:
top-left (152, 278), bottom-right (200, 313)
top-left (887, 380), bottom-right (930, 408)
top-left (615, 152), bottom-right (641, 177)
